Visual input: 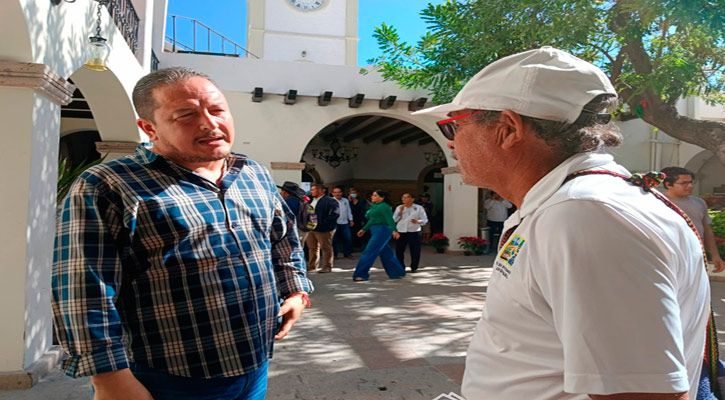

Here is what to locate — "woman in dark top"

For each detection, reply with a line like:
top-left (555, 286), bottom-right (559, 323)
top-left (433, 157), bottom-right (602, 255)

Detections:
top-left (352, 190), bottom-right (406, 281)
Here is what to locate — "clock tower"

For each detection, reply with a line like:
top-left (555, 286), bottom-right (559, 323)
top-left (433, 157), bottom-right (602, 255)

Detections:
top-left (246, 0), bottom-right (359, 66)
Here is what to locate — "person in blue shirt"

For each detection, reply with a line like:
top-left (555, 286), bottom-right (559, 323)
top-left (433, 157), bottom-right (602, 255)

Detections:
top-left (52, 67), bottom-right (312, 400)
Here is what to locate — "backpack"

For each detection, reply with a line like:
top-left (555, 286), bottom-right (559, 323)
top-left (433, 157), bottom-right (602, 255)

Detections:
top-left (297, 200), bottom-right (318, 232)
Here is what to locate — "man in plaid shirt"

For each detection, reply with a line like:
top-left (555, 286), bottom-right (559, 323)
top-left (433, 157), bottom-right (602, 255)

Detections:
top-left (52, 67), bottom-right (312, 400)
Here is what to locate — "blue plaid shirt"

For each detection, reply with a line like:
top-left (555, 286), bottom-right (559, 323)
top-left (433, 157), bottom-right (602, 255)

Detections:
top-left (52, 144), bottom-right (312, 378)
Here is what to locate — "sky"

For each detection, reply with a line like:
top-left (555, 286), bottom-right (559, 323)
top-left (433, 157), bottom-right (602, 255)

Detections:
top-left (165, 0), bottom-right (447, 65)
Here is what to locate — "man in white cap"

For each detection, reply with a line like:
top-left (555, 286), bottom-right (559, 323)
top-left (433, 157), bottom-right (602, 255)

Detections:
top-left (415, 47), bottom-right (710, 400)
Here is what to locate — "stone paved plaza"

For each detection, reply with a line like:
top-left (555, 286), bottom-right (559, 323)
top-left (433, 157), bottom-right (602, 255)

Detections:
top-left (3, 247), bottom-right (725, 400)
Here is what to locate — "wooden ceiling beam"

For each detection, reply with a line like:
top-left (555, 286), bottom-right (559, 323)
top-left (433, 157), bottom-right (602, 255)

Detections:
top-left (381, 127), bottom-right (420, 144)
top-left (343, 118), bottom-right (400, 142)
top-left (363, 124), bottom-right (415, 144)
top-left (320, 115), bottom-right (369, 141)
top-left (400, 132), bottom-right (428, 145)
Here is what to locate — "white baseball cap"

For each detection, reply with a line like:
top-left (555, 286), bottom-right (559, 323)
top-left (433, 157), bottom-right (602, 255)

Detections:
top-left (413, 46), bottom-right (616, 124)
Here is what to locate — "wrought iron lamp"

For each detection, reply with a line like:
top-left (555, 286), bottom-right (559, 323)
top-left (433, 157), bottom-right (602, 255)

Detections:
top-left (83, 0), bottom-right (111, 71)
top-left (311, 138), bottom-right (358, 168)
top-left (424, 150), bottom-right (445, 164)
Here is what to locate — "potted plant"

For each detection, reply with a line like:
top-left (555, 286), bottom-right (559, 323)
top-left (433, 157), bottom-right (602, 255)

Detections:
top-left (711, 211), bottom-right (725, 261)
top-left (430, 233), bottom-right (450, 253)
top-left (458, 236), bottom-right (491, 255)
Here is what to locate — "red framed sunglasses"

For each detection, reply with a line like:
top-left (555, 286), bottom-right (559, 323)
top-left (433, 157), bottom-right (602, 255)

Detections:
top-left (436, 112), bottom-right (474, 140)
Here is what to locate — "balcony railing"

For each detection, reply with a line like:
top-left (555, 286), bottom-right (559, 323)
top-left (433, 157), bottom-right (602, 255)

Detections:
top-left (106, 0), bottom-right (140, 54)
top-left (166, 15), bottom-right (259, 58)
top-left (151, 50), bottom-right (159, 71)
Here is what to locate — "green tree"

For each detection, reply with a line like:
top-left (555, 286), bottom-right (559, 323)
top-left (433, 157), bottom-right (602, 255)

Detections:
top-left (369, 0), bottom-right (725, 165)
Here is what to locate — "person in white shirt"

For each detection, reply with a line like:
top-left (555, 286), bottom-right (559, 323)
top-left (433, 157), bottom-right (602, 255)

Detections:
top-left (483, 191), bottom-right (513, 248)
top-left (393, 193), bottom-right (429, 272)
top-left (661, 166), bottom-right (725, 273)
top-left (413, 46), bottom-right (709, 400)
top-left (332, 187), bottom-right (355, 260)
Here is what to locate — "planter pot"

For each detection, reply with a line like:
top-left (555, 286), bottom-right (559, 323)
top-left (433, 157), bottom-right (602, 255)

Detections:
top-left (435, 247), bottom-right (446, 253)
top-left (463, 251), bottom-right (473, 256)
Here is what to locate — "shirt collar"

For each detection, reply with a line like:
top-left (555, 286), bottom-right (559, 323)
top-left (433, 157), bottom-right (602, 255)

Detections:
top-left (515, 151), bottom-right (626, 220)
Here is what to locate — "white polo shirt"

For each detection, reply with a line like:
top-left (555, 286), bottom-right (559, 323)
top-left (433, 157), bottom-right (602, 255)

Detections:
top-left (463, 152), bottom-right (710, 400)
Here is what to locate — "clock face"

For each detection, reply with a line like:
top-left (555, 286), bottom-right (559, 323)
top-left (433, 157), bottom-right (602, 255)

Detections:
top-left (289, 0), bottom-right (324, 11)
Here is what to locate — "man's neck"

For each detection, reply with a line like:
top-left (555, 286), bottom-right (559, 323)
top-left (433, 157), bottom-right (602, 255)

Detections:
top-left (493, 143), bottom-right (567, 208)
top-left (664, 190), bottom-right (688, 200)
top-left (404, 203), bottom-right (413, 208)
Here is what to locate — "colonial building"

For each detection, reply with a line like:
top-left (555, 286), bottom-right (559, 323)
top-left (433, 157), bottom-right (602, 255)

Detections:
top-left (0, 0), bottom-right (722, 387)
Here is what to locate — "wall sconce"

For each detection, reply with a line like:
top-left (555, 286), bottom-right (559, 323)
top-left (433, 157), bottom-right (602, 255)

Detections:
top-left (251, 87), bottom-right (264, 102)
top-left (310, 138), bottom-right (359, 168)
top-left (424, 150), bottom-right (445, 164)
top-left (318, 91), bottom-right (332, 106)
top-left (408, 97), bottom-right (428, 111)
top-left (348, 93), bottom-right (365, 108)
top-left (284, 89), bottom-right (297, 105)
top-left (83, 0), bottom-right (111, 71)
top-left (379, 95), bottom-right (396, 109)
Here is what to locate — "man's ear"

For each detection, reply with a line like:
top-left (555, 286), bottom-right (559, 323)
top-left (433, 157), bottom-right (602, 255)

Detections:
top-left (137, 118), bottom-right (158, 141)
top-left (498, 109), bottom-right (527, 150)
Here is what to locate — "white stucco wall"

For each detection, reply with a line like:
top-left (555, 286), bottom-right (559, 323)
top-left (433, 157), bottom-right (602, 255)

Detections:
top-left (0, 0), bottom-right (154, 374)
top-left (265, 0), bottom-right (345, 36)
top-left (263, 36), bottom-right (346, 64)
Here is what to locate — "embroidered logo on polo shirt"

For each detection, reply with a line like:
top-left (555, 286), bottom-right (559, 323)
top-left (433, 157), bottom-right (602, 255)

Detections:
top-left (493, 234), bottom-right (525, 278)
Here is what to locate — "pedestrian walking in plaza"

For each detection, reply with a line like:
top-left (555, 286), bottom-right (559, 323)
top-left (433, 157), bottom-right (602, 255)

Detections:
top-left (331, 187), bottom-right (355, 260)
top-left (306, 183), bottom-right (339, 273)
top-left (415, 47), bottom-right (710, 400)
top-left (352, 190), bottom-right (406, 281)
top-left (483, 191), bottom-right (512, 248)
top-left (52, 67), bottom-right (312, 400)
top-left (348, 187), bottom-right (368, 251)
top-left (393, 193), bottom-right (428, 272)
top-left (278, 180), bottom-right (309, 243)
top-left (661, 166), bottom-right (725, 273)
top-left (419, 193), bottom-right (434, 243)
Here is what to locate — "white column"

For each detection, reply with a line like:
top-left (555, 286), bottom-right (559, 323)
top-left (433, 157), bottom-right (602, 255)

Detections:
top-left (442, 167), bottom-right (479, 251)
top-left (0, 62), bottom-right (74, 387)
top-left (269, 162), bottom-right (305, 185)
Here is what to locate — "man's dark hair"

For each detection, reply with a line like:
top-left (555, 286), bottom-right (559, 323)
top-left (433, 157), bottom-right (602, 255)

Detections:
top-left (661, 166), bottom-right (694, 189)
top-left (132, 67), bottom-right (216, 122)
top-left (473, 94), bottom-right (621, 158)
top-left (311, 183), bottom-right (326, 192)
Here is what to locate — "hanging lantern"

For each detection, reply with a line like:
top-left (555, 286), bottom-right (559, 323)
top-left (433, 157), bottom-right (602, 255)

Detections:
top-left (84, 36), bottom-right (111, 71)
top-left (83, 1), bottom-right (111, 71)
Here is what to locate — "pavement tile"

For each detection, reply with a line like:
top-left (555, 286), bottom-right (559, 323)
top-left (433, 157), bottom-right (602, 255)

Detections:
top-left (4, 248), bottom-right (725, 400)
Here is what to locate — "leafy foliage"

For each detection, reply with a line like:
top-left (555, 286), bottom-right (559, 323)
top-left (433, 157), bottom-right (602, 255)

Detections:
top-left (711, 211), bottom-right (725, 258)
top-left (430, 233), bottom-right (450, 249)
top-left (57, 156), bottom-right (106, 206)
top-left (458, 236), bottom-right (491, 253)
top-left (369, 0), bottom-right (725, 110)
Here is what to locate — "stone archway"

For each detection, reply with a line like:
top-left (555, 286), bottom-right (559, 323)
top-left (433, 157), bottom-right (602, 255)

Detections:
top-left (684, 150), bottom-right (725, 196)
top-left (298, 114), bottom-right (448, 207)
